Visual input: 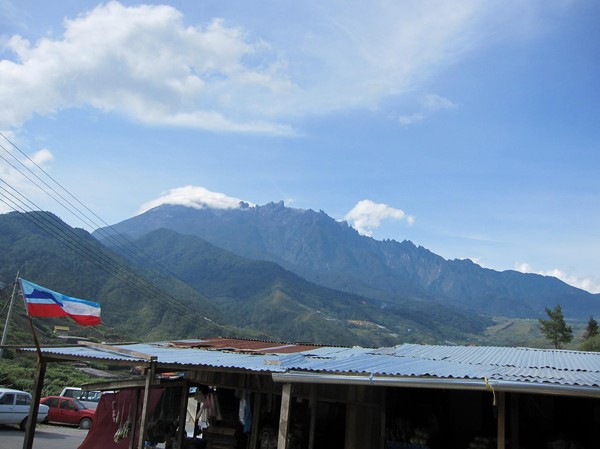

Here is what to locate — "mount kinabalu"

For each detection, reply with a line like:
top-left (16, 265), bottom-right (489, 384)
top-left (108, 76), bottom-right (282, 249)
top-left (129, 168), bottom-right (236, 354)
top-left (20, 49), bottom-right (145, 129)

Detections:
top-left (95, 201), bottom-right (600, 320)
top-left (112, 227), bottom-right (490, 345)
top-left (2, 210), bottom-right (482, 346)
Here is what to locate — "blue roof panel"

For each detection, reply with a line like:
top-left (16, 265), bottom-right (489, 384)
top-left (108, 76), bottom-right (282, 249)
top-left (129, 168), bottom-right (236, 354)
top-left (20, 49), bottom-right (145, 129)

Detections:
top-left (26, 341), bottom-right (600, 389)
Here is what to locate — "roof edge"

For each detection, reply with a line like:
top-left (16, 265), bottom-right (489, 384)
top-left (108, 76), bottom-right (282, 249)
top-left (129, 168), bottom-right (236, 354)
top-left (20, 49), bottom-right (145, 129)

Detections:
top-left (272, 372), bottom-right (600, 398)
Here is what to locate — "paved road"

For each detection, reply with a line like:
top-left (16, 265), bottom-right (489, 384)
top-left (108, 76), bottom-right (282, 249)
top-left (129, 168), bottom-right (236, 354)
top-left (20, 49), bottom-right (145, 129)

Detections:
top-left (0, 423), bottom-right (88, 449)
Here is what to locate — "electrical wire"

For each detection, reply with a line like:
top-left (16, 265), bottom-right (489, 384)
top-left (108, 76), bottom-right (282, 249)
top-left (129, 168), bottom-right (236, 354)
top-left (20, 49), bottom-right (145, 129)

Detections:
top-left (0, 186), bottom-right (192, 316)
top-left (0, 135), bottom-right (184, 280)
top-left (0, 132), bottom-right (219, 325)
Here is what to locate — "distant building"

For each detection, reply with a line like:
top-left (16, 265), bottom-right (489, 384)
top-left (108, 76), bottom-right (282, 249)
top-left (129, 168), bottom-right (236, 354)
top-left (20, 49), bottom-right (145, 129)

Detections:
top-left (52, 325), bottom-right (70, 335)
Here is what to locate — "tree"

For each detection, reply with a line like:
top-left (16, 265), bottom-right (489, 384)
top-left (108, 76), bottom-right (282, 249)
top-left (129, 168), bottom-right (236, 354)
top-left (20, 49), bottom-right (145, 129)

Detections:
top-left (582, 316), bottom-right (599, 341)
top-left (579, 316), bottom-right (600, 352)
top-left (538, 304), bottom-right (573, 349)
top-left (579, 334), bottom-right (600, 352)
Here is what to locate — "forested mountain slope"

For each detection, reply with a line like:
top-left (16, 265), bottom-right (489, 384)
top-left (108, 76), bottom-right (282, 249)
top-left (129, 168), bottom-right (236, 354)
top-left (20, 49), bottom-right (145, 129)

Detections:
top-left (0, 212), bottom-right (230, 343)
top-left (1, 211), bottom-right (489, 346)
top-left (109, 228), bottom-right (491, 345)
top-left (96, 202), bottom-right (600, 319)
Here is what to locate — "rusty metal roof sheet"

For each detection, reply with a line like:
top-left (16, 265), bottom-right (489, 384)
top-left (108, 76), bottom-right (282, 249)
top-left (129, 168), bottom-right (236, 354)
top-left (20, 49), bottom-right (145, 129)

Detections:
top-left (168, 337), bottom-right (321, 354)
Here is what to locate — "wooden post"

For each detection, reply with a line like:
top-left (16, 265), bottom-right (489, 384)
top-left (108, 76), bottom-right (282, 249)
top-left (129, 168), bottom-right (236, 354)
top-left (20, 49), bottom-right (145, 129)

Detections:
top-left (137, 361), bottom-right (156, 449)
top-left (176, 384), bottom-right (188, 449)
top-left (345, 386), bottom-right (381, 449)
top-left (497, 391), bottom-right (506, 449)
top-left (249, 392), bottom-right (262, 449)
top-left (277, 383), bottom-right (292, 449)
top-left (22, 357), bottom-right (46, 449)
top-left (21, 276), bottom-right (48, 449)
top-left (128, 389), bottom-right (141, 449)
top-left (510, 393), bottom-right (519, 449)
top-left (308, 386), bottom-right (317, 449)
top-left (380, 390), bottom-right (386, 449)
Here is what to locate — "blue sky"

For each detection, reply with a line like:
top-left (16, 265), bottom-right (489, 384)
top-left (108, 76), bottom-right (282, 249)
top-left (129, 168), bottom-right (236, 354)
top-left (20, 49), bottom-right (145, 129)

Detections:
top-left (1, 1), bottom-right (599, 293)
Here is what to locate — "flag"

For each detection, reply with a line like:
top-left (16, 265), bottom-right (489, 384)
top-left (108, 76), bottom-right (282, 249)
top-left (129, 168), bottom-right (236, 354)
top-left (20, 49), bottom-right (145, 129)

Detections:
top-left (20, 278), bottom-right (101, 326)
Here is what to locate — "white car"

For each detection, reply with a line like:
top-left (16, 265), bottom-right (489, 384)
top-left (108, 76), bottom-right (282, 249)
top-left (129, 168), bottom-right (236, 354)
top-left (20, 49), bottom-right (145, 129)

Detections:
top-left (0, 387), bottom-right (49, 431)
top-left (60, 386), bottom-right (102, 410)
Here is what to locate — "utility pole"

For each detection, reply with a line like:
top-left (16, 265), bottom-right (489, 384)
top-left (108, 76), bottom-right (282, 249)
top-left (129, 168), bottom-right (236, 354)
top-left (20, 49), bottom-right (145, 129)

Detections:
top-left (0, 272), bottom-right (20, 359)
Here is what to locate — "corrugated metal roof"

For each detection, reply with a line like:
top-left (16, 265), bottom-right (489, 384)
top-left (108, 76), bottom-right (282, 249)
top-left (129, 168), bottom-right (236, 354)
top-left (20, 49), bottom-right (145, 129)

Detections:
top-left (23, 341), bottom-right (600, 389)
top-left (28, 341), bottom-right (300, 373)
top-left (280, 344), bottom-right (600, 387)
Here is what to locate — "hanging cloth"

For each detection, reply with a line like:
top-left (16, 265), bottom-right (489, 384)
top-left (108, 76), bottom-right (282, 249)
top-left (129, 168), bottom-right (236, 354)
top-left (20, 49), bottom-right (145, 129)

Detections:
top-left (238, 391), bottom-right (253, 433)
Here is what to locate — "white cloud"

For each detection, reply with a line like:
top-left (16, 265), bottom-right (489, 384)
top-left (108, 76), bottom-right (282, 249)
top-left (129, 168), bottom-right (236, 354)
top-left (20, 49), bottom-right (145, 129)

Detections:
top-left (398, 112), bottom-right (426, 126)
top-left (422, 94), bottom-right (457, 111)
top-left (137, 185), bottom-right (254, 214)
top-left (0, 143), bottom-right (55, 214)
top-left (515, 262), bottom-right (600, 294)
top-left (0, 1), bottom-right (557, 134)
top-left (398, 93), bottom-right (457, 126)
top-left (515, 262), bottom-right (533, 273)
top-left (0, 2), bottom-right (294, 134)
top-left (344, 199), bottom-right (414, 236)
top-left (25, 148), bottom-right (53, 167)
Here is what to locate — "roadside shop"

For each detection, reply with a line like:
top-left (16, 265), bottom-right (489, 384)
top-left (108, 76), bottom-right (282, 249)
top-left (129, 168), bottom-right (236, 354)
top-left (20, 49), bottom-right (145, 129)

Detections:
top-left (18, 338), bottom-right (600, 449)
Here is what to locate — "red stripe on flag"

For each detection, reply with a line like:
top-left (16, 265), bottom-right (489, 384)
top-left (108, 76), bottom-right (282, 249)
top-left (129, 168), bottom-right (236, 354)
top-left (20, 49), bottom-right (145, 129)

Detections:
top-left (69, 315), bottom-right (101, 326)
top-left (27, 303), bottom-right (69, 318)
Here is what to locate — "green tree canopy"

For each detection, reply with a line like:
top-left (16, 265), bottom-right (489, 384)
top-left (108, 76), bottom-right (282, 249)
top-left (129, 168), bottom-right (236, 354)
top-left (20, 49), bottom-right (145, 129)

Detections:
top-left (582, 316), bottom-right (599, 341)
top-left (538, 304), bottom-right (573, 349)
top-left (579, 334), bottom-right (600, 352)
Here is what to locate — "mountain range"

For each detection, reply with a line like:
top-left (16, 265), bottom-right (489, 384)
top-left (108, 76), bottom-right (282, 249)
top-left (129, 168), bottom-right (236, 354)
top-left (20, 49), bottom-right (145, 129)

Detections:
top-left (0, 210), bottom-right (484, 346)
top-left (96, 202), bottom-right (600, 320)
top-left (0, 211), bottom-right (231, 344)
top-left (2, 202), bottom-right (598, 348)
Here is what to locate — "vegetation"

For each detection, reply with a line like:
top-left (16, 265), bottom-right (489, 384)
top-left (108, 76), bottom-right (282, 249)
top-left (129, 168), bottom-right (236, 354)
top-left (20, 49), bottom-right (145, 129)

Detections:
top-left (5, 209), bottom-right (599, 400)
top-left (0, 211), bottom-right (235, 343)
top-left (481, 317), bottom-right (544, 347)
top-left (123, 228), bottom-right (493, 346)
top-left (579, 334), bottom-right (600, 352)
top-left (582, 316), bottom-right (599, 340)
top-left (579, 316), bottom-right (600, 351)
top-left (99, 202), bottom-right (600, 321)
top-left (538, 305), bottom-right (573, 349)
top-left (0, 354), bottom-right (106, 396)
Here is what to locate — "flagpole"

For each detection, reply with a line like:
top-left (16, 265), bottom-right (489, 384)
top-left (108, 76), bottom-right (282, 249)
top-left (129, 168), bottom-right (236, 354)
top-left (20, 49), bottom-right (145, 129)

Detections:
top-left (0, 271), bottom-right (19, 359)
top-left (16, 277), bottom-right (43, 359)
top-left (18, 276), bottom-right (45, 449)
top-left (17, 277), bottom-right (46, 449)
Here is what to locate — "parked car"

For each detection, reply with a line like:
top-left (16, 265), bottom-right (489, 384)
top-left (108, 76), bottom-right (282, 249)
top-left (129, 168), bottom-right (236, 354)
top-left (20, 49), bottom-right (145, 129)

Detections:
top-left (59, 387), bottom-right (82, 399)
top-left (40, 396), bottom-right (95, 429)
top-left (60, 386), bottom-right (102, 410)
top-left (0, 387), bottom-right (49, 431)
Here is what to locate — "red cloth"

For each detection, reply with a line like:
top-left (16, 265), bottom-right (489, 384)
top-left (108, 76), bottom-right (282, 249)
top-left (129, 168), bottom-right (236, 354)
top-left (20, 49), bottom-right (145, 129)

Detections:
top-left (78, 389), bottom-right (163, 449)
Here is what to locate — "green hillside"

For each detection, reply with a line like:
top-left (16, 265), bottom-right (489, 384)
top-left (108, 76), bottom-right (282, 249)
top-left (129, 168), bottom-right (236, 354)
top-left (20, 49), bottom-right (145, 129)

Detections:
top-left (7, 211), bottom-right (592, 351)
top-left (1, 211), bottom-right (492, 347)
top-left (481, 316), bottom-right (588, 349)
top-left (0, 211), bottom-right (236, 346)
top-left (97, 203), bottom-right (600, 320)
top-left (109, 228), bottom-right (492, 346)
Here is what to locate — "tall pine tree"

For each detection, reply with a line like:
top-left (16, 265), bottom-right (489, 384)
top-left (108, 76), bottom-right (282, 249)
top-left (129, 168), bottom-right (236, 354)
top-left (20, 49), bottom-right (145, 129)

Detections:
top-left (582, 316), bottom-right (599, 341)
top-left (538, 304), bottom-right (573, 349)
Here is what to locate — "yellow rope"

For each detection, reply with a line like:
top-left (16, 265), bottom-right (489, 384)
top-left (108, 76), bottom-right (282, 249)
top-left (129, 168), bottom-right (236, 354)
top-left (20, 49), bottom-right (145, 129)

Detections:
top-left (484, 376), bottom-right (496, 406)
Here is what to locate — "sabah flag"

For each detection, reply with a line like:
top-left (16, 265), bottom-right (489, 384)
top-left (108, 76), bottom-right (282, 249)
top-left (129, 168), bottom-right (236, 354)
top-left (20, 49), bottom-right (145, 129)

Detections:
top-left (20, 278), bottom-right (101, 326)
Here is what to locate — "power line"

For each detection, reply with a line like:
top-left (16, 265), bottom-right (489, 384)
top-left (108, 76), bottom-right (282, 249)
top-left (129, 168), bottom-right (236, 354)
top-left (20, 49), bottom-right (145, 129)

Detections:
top-left (0, 133), bottom-right (218, 324)
top-left (0, 135), bottom-right (182, 278)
